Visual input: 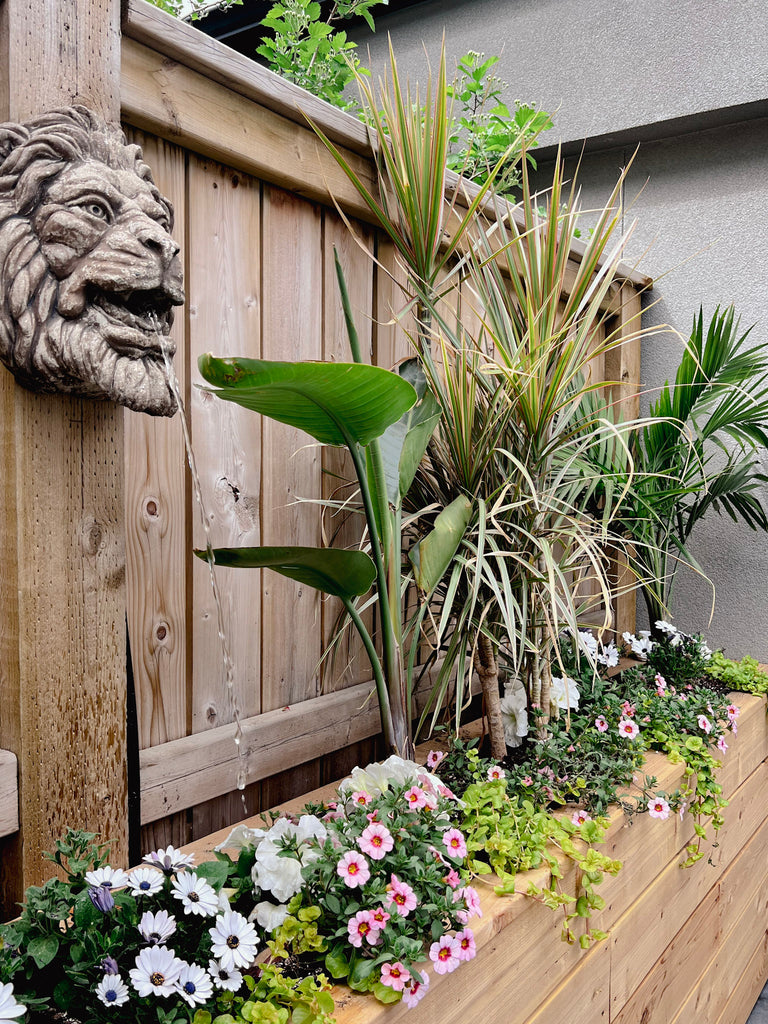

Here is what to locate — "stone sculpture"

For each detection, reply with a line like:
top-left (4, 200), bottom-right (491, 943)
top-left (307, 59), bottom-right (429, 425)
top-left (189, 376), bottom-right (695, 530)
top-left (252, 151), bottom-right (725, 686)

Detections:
top-left (0, 106), bottom-right (184, 416)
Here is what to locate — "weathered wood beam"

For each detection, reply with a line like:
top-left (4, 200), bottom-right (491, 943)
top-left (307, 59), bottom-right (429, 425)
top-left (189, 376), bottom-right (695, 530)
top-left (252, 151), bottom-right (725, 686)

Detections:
top-left (0, 0), bottom-right (127, 918)
top-left (0, 751), bottom-right (18, 840)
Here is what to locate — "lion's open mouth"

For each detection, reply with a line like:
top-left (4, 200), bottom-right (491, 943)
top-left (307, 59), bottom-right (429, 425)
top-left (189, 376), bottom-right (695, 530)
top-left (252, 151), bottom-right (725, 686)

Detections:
top-left (92, 288), bottom-right (176, 357)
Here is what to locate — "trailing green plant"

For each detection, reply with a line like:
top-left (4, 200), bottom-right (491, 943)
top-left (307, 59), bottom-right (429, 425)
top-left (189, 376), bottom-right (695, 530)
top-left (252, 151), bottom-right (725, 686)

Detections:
top-left (704, 651), bottom-right (768, 696)
top-left (201, 963), bottom-right (336, 1024)
top-left (459, 780), bottom-right (620, 947)
top-left (446, 52), bottom-right (552, 195)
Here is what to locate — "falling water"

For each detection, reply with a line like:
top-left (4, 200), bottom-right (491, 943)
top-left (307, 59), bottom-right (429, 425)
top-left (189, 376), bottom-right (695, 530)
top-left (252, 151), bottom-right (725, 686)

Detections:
top-left (153, 318), bottom-right (249, 810)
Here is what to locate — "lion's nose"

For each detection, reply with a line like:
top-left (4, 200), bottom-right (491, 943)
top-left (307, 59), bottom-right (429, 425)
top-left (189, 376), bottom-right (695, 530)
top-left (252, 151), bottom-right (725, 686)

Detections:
top-left (138, 225), bottom-right (180, 268)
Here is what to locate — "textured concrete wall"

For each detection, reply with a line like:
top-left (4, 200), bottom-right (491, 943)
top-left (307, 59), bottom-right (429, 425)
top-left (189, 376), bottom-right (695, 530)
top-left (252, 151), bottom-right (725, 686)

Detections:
top-left (354, 0), bottom-right (768, 659)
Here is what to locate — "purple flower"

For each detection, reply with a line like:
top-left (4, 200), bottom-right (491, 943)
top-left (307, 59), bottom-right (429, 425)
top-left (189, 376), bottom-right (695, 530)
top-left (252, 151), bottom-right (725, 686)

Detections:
top-left (88, 884), bottom-right (115, 913)
top-left (102, 956), bottom-right (119, 975)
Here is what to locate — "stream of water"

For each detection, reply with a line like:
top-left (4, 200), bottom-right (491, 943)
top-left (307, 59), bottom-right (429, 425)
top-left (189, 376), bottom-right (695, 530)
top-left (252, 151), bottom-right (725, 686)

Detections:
top-left (154, 320), bottom-right (249, 812)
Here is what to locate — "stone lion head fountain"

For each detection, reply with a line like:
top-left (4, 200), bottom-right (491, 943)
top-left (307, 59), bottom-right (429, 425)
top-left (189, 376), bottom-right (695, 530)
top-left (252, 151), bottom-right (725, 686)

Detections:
top-left (0, 106), bottom-right (184, 416)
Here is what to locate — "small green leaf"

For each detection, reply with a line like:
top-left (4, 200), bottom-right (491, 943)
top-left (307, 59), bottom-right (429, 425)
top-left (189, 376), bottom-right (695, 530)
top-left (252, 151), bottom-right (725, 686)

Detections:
top-left (28, 934), bottom-right (60, 969)
top-left (373, 981), bottom-right (402, 1004)
top-left (194, 859), bottom-right (230, 890)
top-left (325, 944), bottom-right (350, 979)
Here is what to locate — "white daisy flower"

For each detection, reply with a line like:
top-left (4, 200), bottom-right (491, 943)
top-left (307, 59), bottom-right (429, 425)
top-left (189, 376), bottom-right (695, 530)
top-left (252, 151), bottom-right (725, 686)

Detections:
top-left (129, 946), bottom-right (182, 998)
top-left (95, 974), bottom-right (130, 1008)
top-left (127, 867), bottom-right (164, 897)
top-left (143, 846), bottom-right (195, 874)
top-left (175, 962), bottom-right (214, 1007)
top-left (0, 983), bottom-right (26, 1019)
top-left (575, 629), bottom-right (598, 662)
top-left (654, 620), bottom-right (678, 635)
top-left (85, 866), bottom-right (129, 890)
top-left (138, 909), bottom-right (176, 945)
top-left (170, 872), bottom-right (220, 917)
top-left (597, 640), bottom-right (620, 668)
top-left (208, 958), bottom-right (244, 992)
top-left (209, 911), bottom-right (259, 972)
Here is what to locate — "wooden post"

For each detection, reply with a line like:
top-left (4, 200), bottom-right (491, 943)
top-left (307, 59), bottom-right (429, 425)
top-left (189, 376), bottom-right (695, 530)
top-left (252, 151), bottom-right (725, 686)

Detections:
top-left (0, 0), bottom-right (126, 917)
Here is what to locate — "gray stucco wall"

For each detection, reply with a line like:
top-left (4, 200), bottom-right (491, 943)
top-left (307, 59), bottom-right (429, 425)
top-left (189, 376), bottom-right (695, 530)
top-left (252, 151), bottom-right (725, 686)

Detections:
top-left (354, 0), bottom-right (768, 660)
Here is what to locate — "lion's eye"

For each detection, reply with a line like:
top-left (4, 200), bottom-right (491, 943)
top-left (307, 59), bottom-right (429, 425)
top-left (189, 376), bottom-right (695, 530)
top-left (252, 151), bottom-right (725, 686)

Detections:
top-left (78, 199), bottom-right (111, 221)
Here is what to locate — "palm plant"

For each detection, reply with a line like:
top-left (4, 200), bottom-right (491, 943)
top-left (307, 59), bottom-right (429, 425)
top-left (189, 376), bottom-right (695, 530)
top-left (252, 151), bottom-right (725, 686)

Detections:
top-left (583, 306), bottom-right (768, 628)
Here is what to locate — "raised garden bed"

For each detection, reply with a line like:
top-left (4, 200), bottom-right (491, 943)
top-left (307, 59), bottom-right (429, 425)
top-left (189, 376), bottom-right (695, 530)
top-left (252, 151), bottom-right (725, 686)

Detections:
top-left (183, 691), bottom-right (768, 1024)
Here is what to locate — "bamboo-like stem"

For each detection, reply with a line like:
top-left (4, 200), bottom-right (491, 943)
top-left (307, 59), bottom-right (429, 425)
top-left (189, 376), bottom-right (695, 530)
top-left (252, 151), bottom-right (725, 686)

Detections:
top-left (473, 631), bottom-right (506, 759)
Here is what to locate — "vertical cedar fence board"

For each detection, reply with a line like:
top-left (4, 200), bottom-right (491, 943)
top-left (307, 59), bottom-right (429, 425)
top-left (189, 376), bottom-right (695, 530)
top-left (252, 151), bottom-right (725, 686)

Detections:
top-left (117, 0), bottom-right (651, 846)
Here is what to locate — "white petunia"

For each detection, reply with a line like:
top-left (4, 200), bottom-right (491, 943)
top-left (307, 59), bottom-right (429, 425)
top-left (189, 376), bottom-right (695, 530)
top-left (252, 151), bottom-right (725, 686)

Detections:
top-left (0, 983), bottom-right (26, 1019)
top-left (209, 911), bottom-right (259, 973)
top-left (251, 900), bottom-right (290, 932)
top-left (138, 909), bottom-right (176, 945)
top-left (85, 866), bottom-right (129, 890)
top-left (550, 675), bottom-right (580, 711)
top-left (339, 756), bottom-right (441, 799)
top-left (175, 962), bottom-right (214, 1007)
top-left (214, 823), bottom-right (267, 853)
top-left (143, 845), bottom-right (195, 874)
top-left (251, 816), bottom-right (327, 903)
top-left (500, 678), bottom-right (529, 748)
top-left (95, 974), bottom-right (130, 1008)
top-left (129, 946), bottom-right (183, 997)
top-left (127, 867), bottom-right (164, 897)
top-left (170, 872), bottom-right (220, 917)
top-left (208, 959), bottom-right (244, 992)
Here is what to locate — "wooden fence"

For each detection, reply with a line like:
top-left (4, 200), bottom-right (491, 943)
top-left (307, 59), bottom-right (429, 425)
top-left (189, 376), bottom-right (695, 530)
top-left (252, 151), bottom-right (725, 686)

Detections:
top-left (0, 0), bottom-right (651, 895)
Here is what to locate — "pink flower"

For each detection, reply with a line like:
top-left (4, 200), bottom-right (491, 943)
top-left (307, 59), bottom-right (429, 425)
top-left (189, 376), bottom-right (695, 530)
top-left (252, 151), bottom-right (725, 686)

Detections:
top-left (402, 970), bottom-right (430, 1008)
top-left (422, 790), bottom-right (438, 811)
top-left (351, 790), bottom-right (372, 807)
top-left (369, 906), bottom-right (390, 928)
top-left (595, 715), bottom-right (608, 733)
top-left (380, 961), bottom-right (411, 992)
top-left (454, 886), bottom-right (482, 924)
top-left (621, 701), bottom-right (636, 718)
top-left (454, 927), bottom-right (476, 962)
top-left (567, 745), bottom-right (575, 753)
top-left (426, 750), bottom-right (445, 769)
top-left (365, 810), bottom-right (380, 823)
top-left (403, 785), bottom-right (427, 811)
top-left (571, 809), bottom-right (592, 826)
top-left (429, 934), bottom-right (461, 975)
top-left (717, 735), bottom-right (728, 753)
top-left (442, 828), bottom-right (467, 860)
top-left (444, 868), bottom-right (461, 889)
top-left (358, 823), bottom-right (394, 861)
top-left (347, 910), bottom-right (380, 948)
top-left (487, 765), bottom-right (507, 781)
top-left (698, 714), bottom-right (712, 734)
top-left (655, 673), bottom-right (667, 695)
top-left (438, 784), bottom-right (458, 801)
top-left (727, 704), bottom-right (740, 723)
top-left (648, 796), bottom-right (670, 820)
top-left (679, 800), bottom-right (688, 821)
top-left (387, 875), bottom-right (417, 917)
top-left (337, 851), bottom-right (370, 888)
top-left (521, 776), bottom-right (533, 786)
top-left (618, 717), bottom-right (640, 740)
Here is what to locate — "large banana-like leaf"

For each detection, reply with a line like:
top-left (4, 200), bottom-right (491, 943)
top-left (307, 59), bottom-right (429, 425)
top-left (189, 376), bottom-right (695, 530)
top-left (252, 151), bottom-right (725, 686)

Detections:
top-left (194, 546), bottom-right (376, 599)
top-left (409, 495), bottom-right (472, 596)
top-left (198, 355), bottom-right (417, 448)
top-left (378, 358), bottom-right (441, 505)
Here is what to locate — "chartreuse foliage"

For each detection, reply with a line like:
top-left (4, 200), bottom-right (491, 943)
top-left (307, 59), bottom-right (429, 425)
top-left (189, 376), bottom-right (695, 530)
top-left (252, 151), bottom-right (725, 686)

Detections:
top-left (191, 965), bottom-right (335, 1024)
top-left (705, 651), bottom-right (768, 696)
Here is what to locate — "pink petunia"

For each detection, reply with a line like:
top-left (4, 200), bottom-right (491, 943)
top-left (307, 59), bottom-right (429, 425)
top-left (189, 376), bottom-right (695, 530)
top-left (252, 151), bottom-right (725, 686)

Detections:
top-left (454, 885), bottom-right (482, 924)
top-left (347, 910), bottom-right (380, 948)
top-left (426, 750), bottom-right (445, 769)
top-left (358, 823), bottom-right (394, 861)
top-left (369, 905), bottom-right (391, 929)
top-left (387, 875), bottom-right (417, 917)
top-left (648, 796), bottom-right (670, 820)
top-left (698, 714), bottom-right (712, 734)
top-left (618, 717), bottom-right (639, 740)
top-left (521, 776), bottom-right (533, 786)
top-left (595, 715), bottom-right (608, 733)
top-left (571, 809), bottom-right (592, 826)
top-left (487, 765), bottom-right (507, 782)
top-left (727, 704), bottom-right (740, 723)
top-left (402, 970), bottom-right (430, 1008)
top-left (717, 735), bottom-right (728, 754)
top-left (621, 701), bottom-right (636, 718)
top-left (379, 961), bottom-right (411, 992)
top-left (337, 851), bottom-right (370, 889)
top-left (429, 934), bottom-right (461, 975)
top-left (442, 828), bottom-right (467, 860)
top-left (454, 927), bottom-right (476, 962)
top-left (438, 784), bottom-right (458, 801)
top-left (403, 785), bottom-right (428, 811)
top-left (351, 790), bottom-right (372, 807)
top-left (444, 868), bottom-right (461, 889)
top-left (655, 673), bottom-right (667, 696)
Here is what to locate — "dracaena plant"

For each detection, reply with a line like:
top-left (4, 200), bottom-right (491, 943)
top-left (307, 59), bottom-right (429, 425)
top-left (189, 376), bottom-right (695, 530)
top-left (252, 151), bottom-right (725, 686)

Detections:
top-left (197, 255), bottom-right (468, 758)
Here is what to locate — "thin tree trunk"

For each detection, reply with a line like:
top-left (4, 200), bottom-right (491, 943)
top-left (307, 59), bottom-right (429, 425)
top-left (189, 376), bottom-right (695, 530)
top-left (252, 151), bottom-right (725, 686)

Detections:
top-left (474, 632), bottom-right (506, 760)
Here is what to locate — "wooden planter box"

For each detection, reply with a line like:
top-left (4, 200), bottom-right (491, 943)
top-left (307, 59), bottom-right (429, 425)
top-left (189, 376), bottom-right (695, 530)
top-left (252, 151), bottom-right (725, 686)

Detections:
top-left (188, 692), bottom-right (768, 1024)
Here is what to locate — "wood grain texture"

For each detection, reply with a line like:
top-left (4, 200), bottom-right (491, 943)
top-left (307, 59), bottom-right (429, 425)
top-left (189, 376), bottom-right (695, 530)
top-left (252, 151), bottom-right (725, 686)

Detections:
top-left (0, 0), bottom-right (127, 918)
top-left (0, 751), bottom-right (18, 839)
